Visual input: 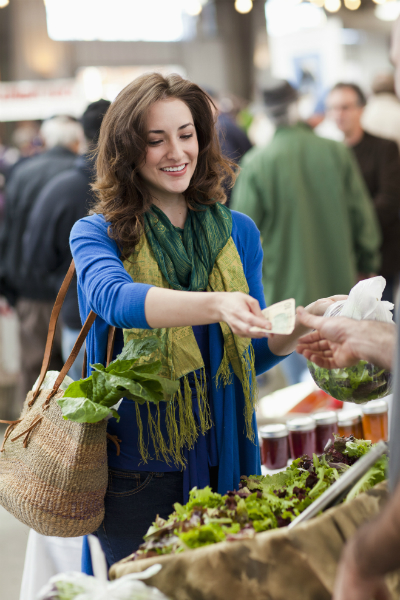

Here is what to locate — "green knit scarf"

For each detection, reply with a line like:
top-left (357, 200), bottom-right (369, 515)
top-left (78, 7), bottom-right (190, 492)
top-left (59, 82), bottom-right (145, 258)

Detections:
top-left (123, 202), bottom-right (257, 467)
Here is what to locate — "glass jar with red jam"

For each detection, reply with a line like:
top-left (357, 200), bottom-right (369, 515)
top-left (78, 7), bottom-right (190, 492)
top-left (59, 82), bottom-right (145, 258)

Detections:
top-left (259, 424), bottom-right (289, 470)
top-left (337, 410), bottom-right (364, 439)
top-left (313, 411), bottom-right (338, 454)
top-left (362, 400), bottom-right (388, 443)
top-left (287, 417), bottom-right (316, 459)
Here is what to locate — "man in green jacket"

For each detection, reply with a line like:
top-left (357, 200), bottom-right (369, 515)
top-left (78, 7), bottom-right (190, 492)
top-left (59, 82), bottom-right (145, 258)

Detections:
top-left (231, 80), bottom-right (381, 383)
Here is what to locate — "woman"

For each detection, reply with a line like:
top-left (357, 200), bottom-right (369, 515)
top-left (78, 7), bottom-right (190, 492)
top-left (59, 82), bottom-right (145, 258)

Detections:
top-left (71, 73), bottom-right (340, 567)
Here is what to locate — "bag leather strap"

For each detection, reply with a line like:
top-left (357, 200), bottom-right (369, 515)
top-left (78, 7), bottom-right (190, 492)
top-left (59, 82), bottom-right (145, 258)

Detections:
top-left (106, 325), bottom-right (116, 367)
top-left (30, 259), bottom-right (97, 405)
top-left (31, 260), bottom-right (76, 403)
top-left (43, 310), bottom-right (97, 407)
top-left (81, 324), bottom-right (116, 379)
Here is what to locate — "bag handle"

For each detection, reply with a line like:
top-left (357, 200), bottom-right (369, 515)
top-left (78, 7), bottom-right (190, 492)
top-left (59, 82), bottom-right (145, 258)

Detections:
top-left (81, 324), bottom-right (116, 379)
top-left (30, 259), bottom-right (98, 405)
top-left (30, 257), bottom-right (117, 406)
top-left (30, 260), bottom-right (77, 403)
top-left (42, 310), bottom-right (97, 407)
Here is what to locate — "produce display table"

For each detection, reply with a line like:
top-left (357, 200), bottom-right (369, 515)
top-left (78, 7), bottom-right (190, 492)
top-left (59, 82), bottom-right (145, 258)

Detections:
top-left (110, 482), bottom-right (400, 600)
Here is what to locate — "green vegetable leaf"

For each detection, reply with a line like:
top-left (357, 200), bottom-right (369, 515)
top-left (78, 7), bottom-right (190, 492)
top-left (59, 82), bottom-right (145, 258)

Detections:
top-left (179, 523), bottom-right (226, 548)
top-left (57, 397), bottom-right (110, 423)
top-left (128, 370), bottom-right (180, 396)
top-left (186, 487), bottom-right (226, 511)
top-left (346, 456), bottom-right (388, 502)
top-left (114, 337), bottom-right (160, 362)
top-left (109, 408), bottom-right (120, 422)
top-left (99, 371), bottom-right (164, 404)
top-left (128, 361), bottom-right (162, 375)
top-left (62, 379), bottom-right (93, 401)
top-left (344, 439), bottom-right (372, 458)
top-left (91, 371), bottom-right (126, 407)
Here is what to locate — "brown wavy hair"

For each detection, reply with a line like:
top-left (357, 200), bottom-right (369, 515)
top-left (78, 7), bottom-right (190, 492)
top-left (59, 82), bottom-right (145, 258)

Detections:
top-left (92, 72), bottom-right (236, 257)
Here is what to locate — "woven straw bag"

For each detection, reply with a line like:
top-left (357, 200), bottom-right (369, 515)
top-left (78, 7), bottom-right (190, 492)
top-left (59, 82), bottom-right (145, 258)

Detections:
top-left (0, 261), bottom-right (110, 537)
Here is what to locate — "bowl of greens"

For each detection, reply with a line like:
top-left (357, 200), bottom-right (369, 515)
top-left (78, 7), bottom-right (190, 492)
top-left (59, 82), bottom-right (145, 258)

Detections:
top-left (307, 360), bottom-right (392, 404)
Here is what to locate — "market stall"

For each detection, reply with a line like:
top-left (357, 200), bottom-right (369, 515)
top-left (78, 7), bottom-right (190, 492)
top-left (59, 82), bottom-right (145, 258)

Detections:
top-left (110, 482), bottom-right (398, 600)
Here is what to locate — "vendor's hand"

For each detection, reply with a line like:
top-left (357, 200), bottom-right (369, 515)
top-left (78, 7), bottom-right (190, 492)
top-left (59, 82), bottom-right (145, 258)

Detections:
top-left (295, 310), bottom-right (363, 369)
top-left (218, 292), bottom-right (271, 339)
top-left (333, 541), bottom-right (392, 600)
top-left (305, 295), bottom-right (348, 318)
top-left (295, 310), bottom-right (395, 370)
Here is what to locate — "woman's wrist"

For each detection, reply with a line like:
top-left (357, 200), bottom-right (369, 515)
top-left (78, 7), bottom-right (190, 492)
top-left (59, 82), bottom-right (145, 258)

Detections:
top-left (209, 292), bottom-right (225, 323)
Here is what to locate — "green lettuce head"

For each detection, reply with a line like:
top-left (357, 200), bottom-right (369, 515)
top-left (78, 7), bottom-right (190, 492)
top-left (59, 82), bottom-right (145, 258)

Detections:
top-left (308, 360), bottom-right (392, 404)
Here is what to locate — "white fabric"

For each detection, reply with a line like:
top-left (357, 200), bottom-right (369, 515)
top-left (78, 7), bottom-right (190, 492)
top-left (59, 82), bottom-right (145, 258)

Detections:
top-left (19, 530), bottom-right (83, 600)
top-left (362, 93), bottom-right (400, 151)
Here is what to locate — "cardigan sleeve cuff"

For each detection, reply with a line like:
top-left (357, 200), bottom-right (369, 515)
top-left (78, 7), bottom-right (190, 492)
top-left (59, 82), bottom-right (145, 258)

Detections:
top-left (115, 283), bottom-right (154, 330)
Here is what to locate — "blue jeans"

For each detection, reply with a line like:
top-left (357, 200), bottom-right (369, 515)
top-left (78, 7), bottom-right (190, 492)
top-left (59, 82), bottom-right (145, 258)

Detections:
top-left (96, 468), bottom-right (184, 567)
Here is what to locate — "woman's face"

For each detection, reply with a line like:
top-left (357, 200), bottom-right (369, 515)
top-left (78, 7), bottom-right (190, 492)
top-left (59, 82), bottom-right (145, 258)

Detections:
top-left (139, 98), bottom-right (199, 201)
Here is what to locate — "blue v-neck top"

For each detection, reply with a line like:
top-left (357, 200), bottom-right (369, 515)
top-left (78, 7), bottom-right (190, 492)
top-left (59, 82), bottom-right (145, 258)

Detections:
top-left (70, 209), bottom-right (286, 500)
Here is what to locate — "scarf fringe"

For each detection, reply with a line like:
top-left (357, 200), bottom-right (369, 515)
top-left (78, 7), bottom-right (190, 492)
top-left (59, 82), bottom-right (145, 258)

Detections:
top-left (194, 368), bottom-right (212, 435)
top-left (241, 344), bottom-right (258, 443)
top-left (135, 368), bottom-right (212, 468)
top-left (215, 344), bottom-right (258, 443)
top-left (215, 346), bottom-right (233, 388)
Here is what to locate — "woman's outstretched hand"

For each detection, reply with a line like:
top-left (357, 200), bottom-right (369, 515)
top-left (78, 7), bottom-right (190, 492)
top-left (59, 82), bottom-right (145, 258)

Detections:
top-left (218, 292), bottom-right (272, 338)
top-left (145, 287), bottom-right (271, 337)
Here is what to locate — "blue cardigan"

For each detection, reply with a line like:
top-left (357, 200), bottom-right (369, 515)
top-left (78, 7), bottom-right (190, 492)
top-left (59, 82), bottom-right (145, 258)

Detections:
top-left (70, 209), bottom-right (285, 496)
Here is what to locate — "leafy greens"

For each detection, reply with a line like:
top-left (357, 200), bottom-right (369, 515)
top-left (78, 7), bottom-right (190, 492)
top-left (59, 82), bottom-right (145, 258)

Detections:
top-left (131, 435), bottom-right (387, 561)
top-left (308, 360), bottom-right (392, 404)
top-left (58, 337), bottom-right (179, 423)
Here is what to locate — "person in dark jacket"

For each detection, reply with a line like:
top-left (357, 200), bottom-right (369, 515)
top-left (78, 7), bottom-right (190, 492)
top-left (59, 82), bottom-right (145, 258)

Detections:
top-left (327, 82), bottom-right (400, 304)
top-left (22, 100), bottom-right (111, 380)
top-left (0, 116), bottom-right (83, 400)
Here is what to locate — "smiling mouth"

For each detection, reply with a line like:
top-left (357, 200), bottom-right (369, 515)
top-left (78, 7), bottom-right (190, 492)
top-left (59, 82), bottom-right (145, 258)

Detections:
top-left (160, 164), bottom-right (187, 172)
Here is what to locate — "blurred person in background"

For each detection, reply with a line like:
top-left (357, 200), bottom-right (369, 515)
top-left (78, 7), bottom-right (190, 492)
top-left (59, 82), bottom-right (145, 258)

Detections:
top-left (204, 88), bottom-right (252, 206)
top-left (231, 80), bottom-right (381, 385)
top-left (22, 100), bottom-right (111, 382)
top-left (327, 83), bottom-right (400, 305)
top-left (362, 72), bottom-right (400, 151)
top-left (0, 115), bottom-right (84, 401)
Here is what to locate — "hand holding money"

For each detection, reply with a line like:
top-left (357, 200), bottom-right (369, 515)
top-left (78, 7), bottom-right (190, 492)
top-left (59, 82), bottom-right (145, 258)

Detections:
top-left (249, 298), bottom-right (296, 336)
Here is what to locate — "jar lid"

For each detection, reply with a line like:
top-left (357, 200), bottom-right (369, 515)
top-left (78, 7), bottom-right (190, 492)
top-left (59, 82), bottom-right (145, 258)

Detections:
top-left (287, 417), bottom-right (316, 432)
top-left (313, 411), bottom-right (337, 425)
top-left (362, 400), bottom-right (388, 415)
top-left (259, 423), bottom-right (288, 439)
top-left (337, 409), bottom-right (362, 427)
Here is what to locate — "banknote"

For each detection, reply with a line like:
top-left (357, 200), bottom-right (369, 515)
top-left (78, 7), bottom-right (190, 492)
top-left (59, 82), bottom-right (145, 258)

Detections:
top-left (249, 298), bottom-right (296, 335)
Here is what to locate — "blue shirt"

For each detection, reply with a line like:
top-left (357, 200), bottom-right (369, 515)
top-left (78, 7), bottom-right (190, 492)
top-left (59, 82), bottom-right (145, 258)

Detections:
top-left (70, 209), bottom-right (286, 499)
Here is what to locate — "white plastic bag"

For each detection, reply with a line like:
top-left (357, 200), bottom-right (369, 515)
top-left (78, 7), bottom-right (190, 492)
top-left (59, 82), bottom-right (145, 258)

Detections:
top-left (32, 371), bottom-right (75, 392)
top-left (308, 277), bottom-right (394, 404)
top-left (36, 536), bottom-right (169, 600)
top-left (324, 277), bottom-right (394, 322)
top-left (36, 570), bottom-right (168, 600)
